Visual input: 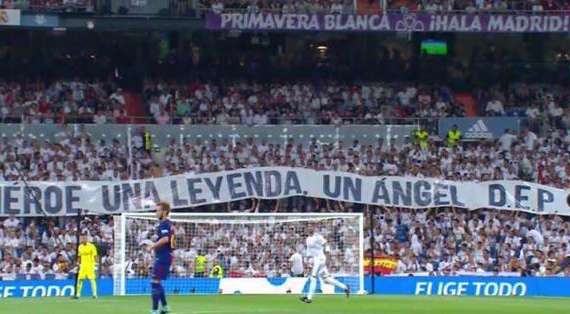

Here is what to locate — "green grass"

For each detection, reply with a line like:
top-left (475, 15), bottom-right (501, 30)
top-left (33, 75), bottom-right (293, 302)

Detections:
top-left (2, 295), bottom-right (570, 314)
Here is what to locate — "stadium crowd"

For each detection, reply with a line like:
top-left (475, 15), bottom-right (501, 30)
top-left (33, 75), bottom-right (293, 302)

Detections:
top-left (3, 123), bottom-right (568, 186)
top-left (3, 78), bottom-right (570, 127)
top-left (200, 0), bottom-right (570, 13)
top-left (0, 73), bottom-right (569, 278)
top-left (404, 0), bottom-right (570, 12)
top-left (142, 81), bottom-right (465, 125)
top-left (3, 0), bottom-right (570, 14)
top-left (0, 214), bottom-right (114, 280)
top-left (0, 0), bottom-right (94, 11)
top-left (201, 0), bottom-right (355, 14)
top-left (367, 207), bottom-right (570, 276)
top-left (1, 205), bottom-right (569, 281)
top-left (154, 128), bottom-right (570, 189)
top-left (0, 122), bottom-right (569, 280)
top-left (0, 32), bottom-right (569, 281)
top-left (0, 80), bottom-right (127, 125)
top-left (125, 215), bottom-right (360, 278)
top-left (123, 206), bottom-right (570, 278)
top-left (142, 80), bottom-right (570, 127)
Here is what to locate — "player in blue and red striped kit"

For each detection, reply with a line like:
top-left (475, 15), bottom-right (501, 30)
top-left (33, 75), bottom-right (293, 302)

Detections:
top-left (148, 202), bottom-right (175, 314)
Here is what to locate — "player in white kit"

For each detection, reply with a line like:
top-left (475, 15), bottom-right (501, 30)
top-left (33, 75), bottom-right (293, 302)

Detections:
top-left (300, 224), bottom-right (350, 303)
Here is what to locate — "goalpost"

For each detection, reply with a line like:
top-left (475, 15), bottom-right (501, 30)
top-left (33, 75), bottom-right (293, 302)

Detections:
top-left (113, 212), bottom-right (365, 296)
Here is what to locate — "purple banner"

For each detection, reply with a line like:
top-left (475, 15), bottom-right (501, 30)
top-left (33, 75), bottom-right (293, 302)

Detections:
top-left (206, 12), bottom-right (570, 33)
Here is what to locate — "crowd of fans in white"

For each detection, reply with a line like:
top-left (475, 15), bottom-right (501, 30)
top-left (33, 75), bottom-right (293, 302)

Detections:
top-left (0, 108), bottom-right (570, 279)
top-left (3, 80), bottom-right (570, 128)
top-left (143, 81), bottom-right (465, 125)
top-left (0, 121), bottom-right (569, 279)
top-left (1, 78), bottom-right (570, 279)
top-left (134, 126), bottom-right (570, 189)
top-left (1, 204), bottom-right (569, 280)
top-left (124, 216), bottom-right (360, 278)
top-left (0, 124), bottom-right (568, 187)
top-left (0, 79), bottom-right (464, 125)
top-left (367, 207), bottom-right (570, 276)
top-left (0, 215), bottom-right (114, 280)
top-left (144, 80), bottom-right (570, 126)
top-left (0, 80), bottom-right (128, 124)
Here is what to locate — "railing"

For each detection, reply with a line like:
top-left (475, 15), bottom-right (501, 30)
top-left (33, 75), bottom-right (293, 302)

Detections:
top-left (0, 114), bottom-right (434, 130)
top-left (0, 123), bottom-right (417, 147)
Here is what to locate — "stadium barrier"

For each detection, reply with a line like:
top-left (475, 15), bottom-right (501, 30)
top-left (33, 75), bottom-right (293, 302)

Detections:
top-left (0, 277), bottom-right (353, 298)
top-left (125, 277), bottom-right (356, 295)
top-left (0, 123), bottom-right (415, 147)
top-left (438, 117), bottom-right (522, 140)
top-left (2, 276), bottom-right (570, 298)
top-left (0, 279), bottom-right (111, 298)
top-left (368, 276), bottom-right (570, 297)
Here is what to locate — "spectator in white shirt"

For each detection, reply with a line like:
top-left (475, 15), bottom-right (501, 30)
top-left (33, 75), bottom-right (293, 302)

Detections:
top-left (211, 1), bottom-right (224, 14)
top-left (149, 97), bottom-right (161, 117)
top-left (547, 100), bottom-right (564, 128)
top-left (486, 99), bottom-right (505, 116)
top-left (289, 251), bottom-right (304, 277)
top-left (252, 111), bottom-right (268, 125)
top-left (526, 103), bottom-right (540, 120)
top-left (93, 111), bottom-right (107, 124)
top-left (523, 129), bottom-right (538, 151)
top-left (109, 88), bottom-right (126, 106)
top-left (498, 129), bottom-right (517, 151)
top-left (3, 215), bottom-right (20, 229)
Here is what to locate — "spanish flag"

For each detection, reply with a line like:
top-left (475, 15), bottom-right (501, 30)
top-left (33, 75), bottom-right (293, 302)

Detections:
top-left (364, 255), bottom-right (398, 275)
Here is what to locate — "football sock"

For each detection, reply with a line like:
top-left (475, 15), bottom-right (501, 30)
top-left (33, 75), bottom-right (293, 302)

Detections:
top-left (76, 280), bottom-right (83, 298)
top-left (90, 279), bottom-right (98, 297)
top-left (151, 282), bottom-right (160, 311)
top-left (158, 283), bottom-right (167, 307)
top-left (307, 276), bottom-right (317, 300)
top-left (324, 277), bottom-right (347, 290)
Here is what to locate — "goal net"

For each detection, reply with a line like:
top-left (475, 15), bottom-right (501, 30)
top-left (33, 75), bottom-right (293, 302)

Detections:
top-left (113, 213), bottom-right (364, 295)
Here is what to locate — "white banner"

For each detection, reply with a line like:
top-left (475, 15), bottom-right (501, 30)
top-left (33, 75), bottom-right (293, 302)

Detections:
top-left (0, 9), bottom-right (20, 26)
top-left (218, 278), bottom-right (332, 295)
top-left (1, 167), bottom-right (569, 216)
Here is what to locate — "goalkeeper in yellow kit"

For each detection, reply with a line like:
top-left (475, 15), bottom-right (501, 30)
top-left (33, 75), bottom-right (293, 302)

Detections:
top-left (74, 234), bottom-right (98, 299)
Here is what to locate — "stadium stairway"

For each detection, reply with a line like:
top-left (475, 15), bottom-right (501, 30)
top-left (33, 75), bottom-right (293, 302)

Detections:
top-left (124, 91), bottom-right (148, 123)
top-left (454, 92), bottom-right (479, 116)
top-left (357, 0), bottom-right (381, 14)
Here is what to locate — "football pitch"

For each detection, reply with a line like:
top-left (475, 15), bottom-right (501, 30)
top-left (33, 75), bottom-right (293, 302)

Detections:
top-left (2, 295), bottom-right (570, 314)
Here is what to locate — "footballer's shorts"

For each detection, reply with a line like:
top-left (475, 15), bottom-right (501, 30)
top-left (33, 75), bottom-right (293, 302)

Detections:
top-left (78, 267), bottom-right (96, 280)
top-left (152, 261), bottom-right (171, 281)
top-left (310, 257), bottom-right (330, 278)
